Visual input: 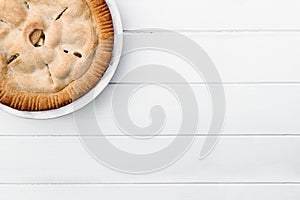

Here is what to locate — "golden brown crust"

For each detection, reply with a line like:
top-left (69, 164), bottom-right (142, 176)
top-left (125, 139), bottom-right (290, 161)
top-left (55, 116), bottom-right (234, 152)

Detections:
top-left (0, 0), bottom-right (114, 111)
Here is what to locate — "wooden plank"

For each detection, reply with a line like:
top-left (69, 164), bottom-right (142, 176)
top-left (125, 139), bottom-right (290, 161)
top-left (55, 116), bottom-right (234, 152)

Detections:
top-left (0, 136), bottom-right (298, 183)
top-left (0, 184), bottom-right (299, 200)
top-left (0, 84), bottom-right (300, 135)
top-left (115, 0), bottom-right (300, 30)
top-left (112, 32), bottom-right (300, 83)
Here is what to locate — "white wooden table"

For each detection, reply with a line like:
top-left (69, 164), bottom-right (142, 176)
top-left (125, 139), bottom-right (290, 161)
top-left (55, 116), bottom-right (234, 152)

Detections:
top-left (1, 0), bottom-right (300, 199)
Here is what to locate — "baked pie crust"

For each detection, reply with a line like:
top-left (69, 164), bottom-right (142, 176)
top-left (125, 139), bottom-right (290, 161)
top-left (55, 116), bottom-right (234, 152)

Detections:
top-left (0, 0), bottom-right (114, 111)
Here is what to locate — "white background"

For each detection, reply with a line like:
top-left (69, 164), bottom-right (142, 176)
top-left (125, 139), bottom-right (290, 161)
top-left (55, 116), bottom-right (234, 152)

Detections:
top-left (1, 0), bottom-right (300, 199)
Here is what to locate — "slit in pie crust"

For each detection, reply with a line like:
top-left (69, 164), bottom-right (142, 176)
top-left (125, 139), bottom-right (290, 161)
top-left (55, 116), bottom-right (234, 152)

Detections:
top-left (0, 0), bottom-right (114, 111)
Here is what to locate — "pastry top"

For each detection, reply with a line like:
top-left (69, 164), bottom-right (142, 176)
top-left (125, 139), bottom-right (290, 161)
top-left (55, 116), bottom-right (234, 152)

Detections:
top-left (0, 0), bottom-right (114, 111)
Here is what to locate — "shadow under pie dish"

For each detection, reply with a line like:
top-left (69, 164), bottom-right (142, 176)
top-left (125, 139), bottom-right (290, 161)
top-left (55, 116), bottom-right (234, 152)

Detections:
top-left (0, 0), bottom-right (115, 112)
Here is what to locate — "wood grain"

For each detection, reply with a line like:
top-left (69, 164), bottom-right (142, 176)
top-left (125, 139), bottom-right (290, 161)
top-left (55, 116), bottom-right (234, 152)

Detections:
top-left (0, 136), bottom-right (298, 183)
top-left (115, 0), bottom-right (300, 30)
top-left (1, 84), bottom-right (299, 135)
top-left (0, 184), bottom-right (299, 200)
top-left (112, 32), bottom-right (300, 83)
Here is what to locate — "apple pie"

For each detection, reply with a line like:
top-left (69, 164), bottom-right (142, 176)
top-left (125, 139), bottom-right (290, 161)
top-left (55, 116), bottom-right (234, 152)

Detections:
top-left (0, 0), bottom-right (114, 111)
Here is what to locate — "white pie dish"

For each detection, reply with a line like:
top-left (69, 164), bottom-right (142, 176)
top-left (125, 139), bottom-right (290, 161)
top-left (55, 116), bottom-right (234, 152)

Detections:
top-left (0, 0), bottom-right (123, 119)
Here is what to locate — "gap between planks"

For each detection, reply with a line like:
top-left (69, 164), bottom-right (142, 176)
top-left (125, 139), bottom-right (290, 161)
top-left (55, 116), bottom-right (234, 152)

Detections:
top-left (124, 29), bottom-right (300, 34)
top-left (0, 182), bottom-right (300, 185)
